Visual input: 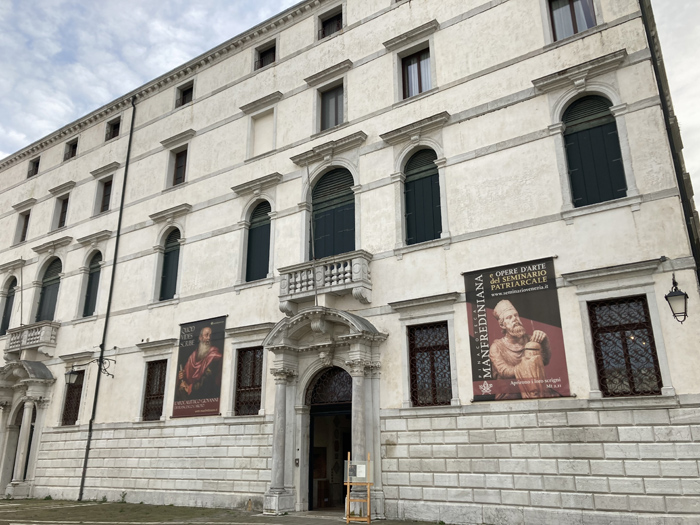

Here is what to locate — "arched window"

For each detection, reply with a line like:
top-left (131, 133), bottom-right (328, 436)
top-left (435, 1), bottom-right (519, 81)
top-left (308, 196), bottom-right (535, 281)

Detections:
top-left (82, 252), bottom-right (102, 317)
top-left (246, 201), bottom-right (272, 282)
top-left (563, 96), bottom-right (626, 208)
top-left (404, 149), bottom-right (442, 245)
top-left (36, 258), bottom-right (62, 322)
top-left (159, 229), bottom-right (181, 301)
top-left (0, 277), bottom-right (17, 336)
top-left (311, 168), bottom-right (355, 259)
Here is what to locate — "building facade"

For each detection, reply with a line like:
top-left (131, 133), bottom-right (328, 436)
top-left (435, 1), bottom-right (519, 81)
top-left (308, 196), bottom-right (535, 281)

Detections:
top-left (0, 0), bottom-right (699, 523)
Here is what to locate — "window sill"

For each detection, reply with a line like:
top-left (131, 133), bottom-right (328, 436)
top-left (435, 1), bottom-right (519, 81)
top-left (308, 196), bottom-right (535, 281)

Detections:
top-left (393, 87), bottom-right (439, 109)
top-left (148, 298), bottom-right (180, 309)
top-left (394, 236), bottom-right (451, 259)
top-left (62, 157), bottom-right (77, 164)
top-left (544, 23), bottom-right (608, 51)
top-left (311, 121), bottom-right (351, 140)
top-left (222, 413), bottom-right (266, 423)
top-left (253, 61), bottom-right (277, 74)
top-left (174, 101), bottom-right (193, 111)
top-left (51, 226), bottom-right (68, 234)
top-left (317, 28), bottom-right (345, 44)
top-left (234, 277), bottom-right (275, 294)
top-left (73, 315), bottom-right (97, 325)
top-left (162, 182), bottom-right (189, 194)
top-left (561, 194), bottom-right (642, 224)
top-left (11, 241), bottom-right (28, 248)
top-left (133, 417), bottom-right (166, 424)
top-left (245, 149), bottom-right (277, 164)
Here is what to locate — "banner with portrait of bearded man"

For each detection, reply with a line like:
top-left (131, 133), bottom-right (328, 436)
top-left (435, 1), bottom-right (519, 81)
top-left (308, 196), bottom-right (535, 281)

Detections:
top-left (464, 258), bottom-right (570, 401)
top-left (173, 316), bottom-right (226, 417)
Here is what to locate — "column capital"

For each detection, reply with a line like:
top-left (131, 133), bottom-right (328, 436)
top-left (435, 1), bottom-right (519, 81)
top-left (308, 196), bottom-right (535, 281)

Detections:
top-left (345, 359), bottom-right (371, 377)
top-left (270, 367), bottom-right (297, 384)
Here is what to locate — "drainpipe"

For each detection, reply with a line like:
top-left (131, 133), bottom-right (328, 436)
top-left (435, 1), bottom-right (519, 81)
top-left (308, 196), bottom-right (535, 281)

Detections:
top-left (78, 95), bottom-right (137, 501)
top-left (639, 0), bottom-right (700, 283)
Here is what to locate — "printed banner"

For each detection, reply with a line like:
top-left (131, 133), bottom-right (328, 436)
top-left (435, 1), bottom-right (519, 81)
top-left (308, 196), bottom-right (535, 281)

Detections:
top-left (464, 258), bottom-right (570, 401)
top-left (172, 316), bottom-right (226, 417)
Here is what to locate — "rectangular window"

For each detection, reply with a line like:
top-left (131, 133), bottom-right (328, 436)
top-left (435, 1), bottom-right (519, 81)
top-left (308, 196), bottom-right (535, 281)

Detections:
top-left (99, 179), bottom-right (112, 213)
top-left (402, 49), bottom-right (431, 99)
top-left (176, 84), bottom-right (193, 107)
top-left (142, 360), bottom-right (168, 421)
top-left (320, 84), bottom-right (344, 131)
top-left (173, 149), bottom-right (187, 186)
top-left (235, 347), bottom-right (263, 416)
top-left (28, 158), bottom-right (40, 178)
top-left (588, 296), bottom-right (663, 397)
top-left (17, 212), bottom-right (30, 243)
top-left (62, 370), bottom-right (84, 426)
top-left (408, 322), bottom-right (452, 407)
top-left (549, 0), bottom-right (596, 41)
top-left (319, 12), bottom-right (342, 39)
top-left (56, 197), bottom-right (69, 229)
top-left (105, 119), bottom-right (121, 141)
top-left (255, 46), bottom-right (276, 70)
top-left (64, 139), bottom-right (78, 161)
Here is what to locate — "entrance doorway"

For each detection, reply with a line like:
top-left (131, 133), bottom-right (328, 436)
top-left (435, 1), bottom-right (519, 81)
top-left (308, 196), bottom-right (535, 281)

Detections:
top-left (306, 367), bottom-right (352, 510)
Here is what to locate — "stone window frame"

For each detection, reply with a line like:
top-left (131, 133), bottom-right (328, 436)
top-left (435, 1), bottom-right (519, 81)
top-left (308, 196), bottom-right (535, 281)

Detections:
top-left (0, 272), bottom-right (20, 337)
top-left (59, 351), bottom-right (94, 427)
top-left (91, 162), bottom-right (120, 216)
top-left (31, 252), bottom-right (68, 324)
top-left (134, 339), bottom-right (177, 423)
top-left (160, 129), bottom-right (196, 191)
top-left (235, 195), bottom-right (277, 289)
top-left (48, 181), bottom-right (75, 232)
top-left (562, 260), bottom-right (676, 400)
top-left (105, 116), bottom-right (121, 142)
top-left (538, 0), bottom-right (604, 46)
top-left (253, 36), bottom-right (279, 72)
top-left (390, 293), bottom-right (461, 408)
top-left (174, 80), bottom-right (195, 109)
top-left (316, 1), bottom-right (346, 42)
top-left (74, 249), bottom-right (104, 321)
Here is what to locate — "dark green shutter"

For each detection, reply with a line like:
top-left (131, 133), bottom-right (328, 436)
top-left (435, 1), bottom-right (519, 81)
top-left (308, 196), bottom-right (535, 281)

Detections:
top-left (246, 202), bottom-right (272, 282)
top-left (82, 253), bottom-right (102, 317)
top-left (36, 259), bottom-right (62, 322)
top-left (564, 96), bottom-right (627, 207)
top-left (404, 149), bottom-right (442, 245)
top-left (311, 169), bottom-right (355, 259)
top-left (0, 278), bottom-right (17, 336)
top-left (159, 229), bottom-right (181, 301)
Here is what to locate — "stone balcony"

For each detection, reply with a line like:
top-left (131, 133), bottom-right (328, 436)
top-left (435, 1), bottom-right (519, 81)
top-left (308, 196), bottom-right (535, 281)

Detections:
top-left (278, 250), bottom-right (372, 316)
top-left (5, 321), bottom-right (61, 360)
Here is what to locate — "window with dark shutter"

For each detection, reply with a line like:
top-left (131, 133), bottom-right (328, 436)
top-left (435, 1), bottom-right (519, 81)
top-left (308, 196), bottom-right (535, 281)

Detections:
top-left (57, 197), bottom-right (69, 229)
top-left (549, 0), bottom-right (596, 41)
top-left (176, 84), bottom-right (193, 107)
top-left (321, 85), bottom-right (343, 131)
top-left (319, 12), bottom-right (342, 39)
top-left (246, 202), bottom-right (272, 282)
top-left (100, 179), bottom-right (112, 213)
top-left (62, 370), bottom-right (84, 426)
top-left (255, 46), bottom-right (276, 70)
top-left (82, 252), bottom-right (102, 317)
top-left (105, 119), bottom-right (120, 141)
top-left (142, 360), bottom-right (168, 421)
top-left (235, 347), bottom-right (263, 415)
top-left (402, 49), bottom-right (431, 99)
top-left (173, 149), bottom-right (187, 186)
top-left (28, 158), bottom-right (40, 178)
top-left (36, 258), bottom-right (62, 322)
top-left (18, 212), bottom-right (30, 243)
top-left (311, 169), bottom-right (355, 259)
top-left (563, 96), bottom-right (626, 207)
top-left (404, 149), bottom-right (442, 245)
top-left (159, 229), bottom-right (181, 301)
top-left (408, 322), bottom-right (452, 407)
top-left (588, 296), bottom-right (662, 397)
top-left (1, 278), bottom-right (17, 336)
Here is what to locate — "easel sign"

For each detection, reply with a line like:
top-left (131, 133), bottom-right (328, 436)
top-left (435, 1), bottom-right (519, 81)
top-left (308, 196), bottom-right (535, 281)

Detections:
top-left (344, 452), bottom-right (373, 523)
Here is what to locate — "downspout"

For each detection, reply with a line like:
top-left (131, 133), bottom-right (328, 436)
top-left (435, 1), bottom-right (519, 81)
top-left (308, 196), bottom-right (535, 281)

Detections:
top-left (639, 0), bottom-right (700, 283)
top-left (78, 95), bottom-right (137, 501)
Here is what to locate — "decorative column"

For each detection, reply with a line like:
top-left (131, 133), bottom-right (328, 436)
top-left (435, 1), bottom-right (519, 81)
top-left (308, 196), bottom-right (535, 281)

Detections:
top-left (264, 367), bottom-right (296, 515)
top-left (347, 359), bottom-right (366, 461)
top-left (12, 398), bottom-right (34, 482)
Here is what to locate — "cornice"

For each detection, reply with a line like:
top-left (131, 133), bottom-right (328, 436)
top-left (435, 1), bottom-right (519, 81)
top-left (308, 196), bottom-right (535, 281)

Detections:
top-left (32, 236), bottom-right (73, 254)
top-left (49, 181), bottom-right (76, 196)
top-left (0, 259), bottom-right (26, 273)
top-left (149, 203), bottom-right (192, 223)
top-left (12, 198), bottom-right (36, 212)
top-left (59, 350), bottom-right (96, 364)
top-left (225, 322), bottom-right (276, 339)
top-left (91, 161), bottom-right (121, 179)
top-left (383, 20), bottom-right (440, 51)
top-left (76, 230), bottom-right (112, 247)
top-left (532, 49), bottom-right (628, 94)
top-left (136, 338), bottom-right (178, 356)
top-left (240, 91), bottom-right (283, 114)
top-left (380, 112), bottom-right (451, 145)
top-left (290, 131), bottom-right (368, 166)
top-left (0, 0), bottom-right (336, 173)
top-left (304, 60), bottom-right (353, 87)
top-left (232, 173), bottom-right (283, 196)
top-left (561, 258), bottom-right (663, 286)
top-left (389, 292), bottom-right (460, 311)
top-left (160, 129), bottom-right (196, 149)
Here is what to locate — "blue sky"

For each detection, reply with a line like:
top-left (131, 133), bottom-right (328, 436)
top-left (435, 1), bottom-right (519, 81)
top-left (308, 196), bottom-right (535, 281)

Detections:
top-left (0, 0), bottom-right (697, 186)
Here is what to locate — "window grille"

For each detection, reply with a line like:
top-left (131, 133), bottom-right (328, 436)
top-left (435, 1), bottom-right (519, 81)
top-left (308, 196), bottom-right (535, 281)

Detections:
top-left (159, 229), bottom-right (181, 301)
top-left (319, 13), bottom-right (342, 39)
top-left (0, 277), bottom-right (17, 336)
top-left (246, 202), bottom-right (272, 282)
top-left (235, 347), bottom-right (263, 415)
top-left (142, 360), bottom-right (167, 421)
top-left (62, 370), bottom-right (84, 426)
top-left (83, 252), bottom-right (102, 317)
top-left (408, 322), bottom-right (452, 406)
top-left (36, 258), bottom-right (62, 322)
top-left (176, 85), bottom-right (193, 107)
top-left (64, 140), bottom-right (78, 161)
top-left (588, 296), bottom-right (663, 397)
top-left (311, 169), bottom-right (355, 259)
top-left (404, 149), bottom-right (441, 245)
top-left (255, 46), bottom-right (276, 70)
top-left (305, 367), bottom-right (352, 406)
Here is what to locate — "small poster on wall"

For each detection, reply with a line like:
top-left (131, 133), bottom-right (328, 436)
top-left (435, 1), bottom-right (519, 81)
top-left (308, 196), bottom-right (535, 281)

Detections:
top-left (172, 316), bottom-right (226, 417)
top-left (464, 258), bottom-right (571, 401)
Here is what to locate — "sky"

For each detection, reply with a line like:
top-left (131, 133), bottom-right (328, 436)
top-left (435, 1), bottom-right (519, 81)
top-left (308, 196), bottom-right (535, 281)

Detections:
top-left (0, 1), bottom-right (697, 185)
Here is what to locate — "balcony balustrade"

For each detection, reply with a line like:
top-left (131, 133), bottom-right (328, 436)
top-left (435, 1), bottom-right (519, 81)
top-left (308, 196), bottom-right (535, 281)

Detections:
top-left (5, 321), bottom-right (60, 359)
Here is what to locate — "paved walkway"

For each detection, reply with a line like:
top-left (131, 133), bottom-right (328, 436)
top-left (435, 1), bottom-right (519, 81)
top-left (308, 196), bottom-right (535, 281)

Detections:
top-left (0, 500), bottom-right (428, 525)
